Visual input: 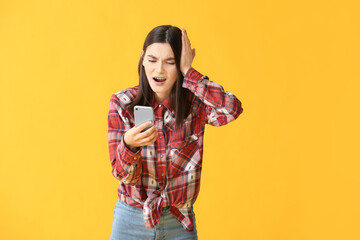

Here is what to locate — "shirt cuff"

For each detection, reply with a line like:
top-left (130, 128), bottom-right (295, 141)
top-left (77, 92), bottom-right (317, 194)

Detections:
top-left (182, 67), bottom-right (204, 89)
top-left (118, 135), bottom-right (141, 165)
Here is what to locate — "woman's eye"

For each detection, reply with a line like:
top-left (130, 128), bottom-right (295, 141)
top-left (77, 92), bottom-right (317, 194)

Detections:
top-left (148, 60), bottom-right (174, 64)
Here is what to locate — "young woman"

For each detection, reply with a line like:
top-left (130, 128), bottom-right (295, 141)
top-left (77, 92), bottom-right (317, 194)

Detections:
top-left (108, 25), bottom-right (243, 240)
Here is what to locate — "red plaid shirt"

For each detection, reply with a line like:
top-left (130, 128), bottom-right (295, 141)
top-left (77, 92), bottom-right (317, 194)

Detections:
top-left (107, 67), bottom-right (243, 232)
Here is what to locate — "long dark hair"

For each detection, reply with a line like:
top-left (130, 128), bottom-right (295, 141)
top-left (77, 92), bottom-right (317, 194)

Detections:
top-left (127, 25), bottom-right (192, 129)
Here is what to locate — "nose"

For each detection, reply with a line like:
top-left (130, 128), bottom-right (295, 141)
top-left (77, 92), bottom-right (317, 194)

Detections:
top-left (155, 61), bottom-right (164, 74)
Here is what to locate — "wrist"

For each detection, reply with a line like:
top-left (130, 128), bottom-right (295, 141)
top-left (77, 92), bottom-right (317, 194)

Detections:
top-left (182, 67), bottom-right (191, 76)
top-left (126, 142), bottom-right (138, 153)
top-left (123, 133), bottom-right (137, 152)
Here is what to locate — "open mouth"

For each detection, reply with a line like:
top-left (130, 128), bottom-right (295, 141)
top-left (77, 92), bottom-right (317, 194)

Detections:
top-left (153, 77), bottom-right (167, 83)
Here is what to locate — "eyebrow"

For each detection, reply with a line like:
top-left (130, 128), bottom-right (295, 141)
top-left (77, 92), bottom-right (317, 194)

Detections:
top-left (147, 55), bottom-right (175, 61)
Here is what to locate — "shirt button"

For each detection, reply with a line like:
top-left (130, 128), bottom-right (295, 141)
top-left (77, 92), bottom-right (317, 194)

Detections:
top-left (160, 154), bottom-right (164, 158)
top-left (161, 173), bottom-right (164, 176)
top-left (159, 136), bottom-right (162, 139)
top-left (159, 104), bottom-right (162, 107)
top-left (158, 119), bottom-right (161, 122)
top-left (134, 157), bottom-right (137, 160)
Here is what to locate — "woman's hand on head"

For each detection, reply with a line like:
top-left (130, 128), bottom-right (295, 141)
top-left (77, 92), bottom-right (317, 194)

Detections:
top-left (124, 121), bottom-right (158, 151)
top-left (180, 28), bottom-right (195, 76)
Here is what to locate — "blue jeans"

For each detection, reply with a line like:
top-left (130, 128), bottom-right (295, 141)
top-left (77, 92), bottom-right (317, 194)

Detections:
top-left (110, 199), bottom-right (198, 240)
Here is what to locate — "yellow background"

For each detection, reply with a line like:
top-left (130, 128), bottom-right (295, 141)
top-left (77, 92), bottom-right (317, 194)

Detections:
top-left (1, 0), bottom-right (359, 239)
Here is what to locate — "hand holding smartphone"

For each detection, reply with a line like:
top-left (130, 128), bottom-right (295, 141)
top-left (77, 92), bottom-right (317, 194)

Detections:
top-left (123, 105), bottom-right (158, 151)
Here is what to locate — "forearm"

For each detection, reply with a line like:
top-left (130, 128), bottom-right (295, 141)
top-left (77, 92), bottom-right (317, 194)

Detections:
top-left (108, 94), bottom-right (142, 185)
top-left (110, 135), bottom-right (141, 185)
top-left (182, 68), bottom-right (243, 125)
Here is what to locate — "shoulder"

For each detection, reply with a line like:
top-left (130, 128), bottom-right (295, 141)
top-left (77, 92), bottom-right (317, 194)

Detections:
top-left (110, 85), bottom-right (139, 107)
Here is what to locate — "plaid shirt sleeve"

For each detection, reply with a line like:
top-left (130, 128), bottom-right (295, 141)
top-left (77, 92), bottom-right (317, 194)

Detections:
top-left (108, 94), bottom-right (142, 185)
top-left (183, 67), bottom-right (243, 126)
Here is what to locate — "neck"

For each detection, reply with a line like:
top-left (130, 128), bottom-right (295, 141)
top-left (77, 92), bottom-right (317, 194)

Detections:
top-left (155, 93), bottom-right (170, 103)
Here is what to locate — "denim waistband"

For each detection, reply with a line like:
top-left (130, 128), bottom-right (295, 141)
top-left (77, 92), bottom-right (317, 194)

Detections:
top-left (118, 199), bottom-right (171, 212)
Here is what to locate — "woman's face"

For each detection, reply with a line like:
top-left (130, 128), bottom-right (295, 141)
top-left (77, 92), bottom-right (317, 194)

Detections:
top-left (142, 42), bottom-right (178, 103)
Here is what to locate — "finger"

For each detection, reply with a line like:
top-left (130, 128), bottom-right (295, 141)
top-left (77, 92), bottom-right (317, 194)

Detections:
top-left (135, 121), bottom-right (153, 134)
top-left (182, 28), bottom-right (190, 47)
top-left (184, 29), bottom-right (191, 47)
top-left (138, 129), bottom-right (158, 146)
top-left (148, 132), bottom-right (158, 145)
top-left (137, 124), bottom-right (156, 139)
top-left (137, 126), bottom-right (155, 140)
top-left (182, 29), bottom-right (186, 48)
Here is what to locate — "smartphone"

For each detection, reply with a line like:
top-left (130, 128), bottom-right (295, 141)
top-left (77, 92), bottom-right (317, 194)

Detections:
top-left (134, 105), bottom-right (154, 132)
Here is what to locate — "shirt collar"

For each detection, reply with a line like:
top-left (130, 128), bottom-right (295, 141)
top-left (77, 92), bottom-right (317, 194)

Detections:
top-left (152, 96), bottom-right (174, 113)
